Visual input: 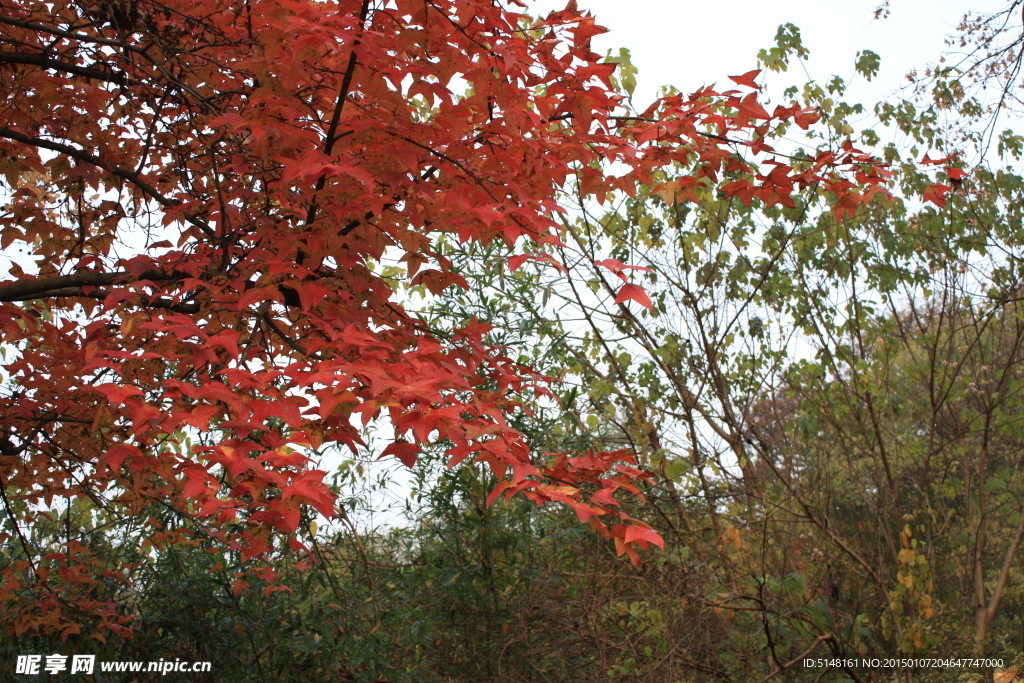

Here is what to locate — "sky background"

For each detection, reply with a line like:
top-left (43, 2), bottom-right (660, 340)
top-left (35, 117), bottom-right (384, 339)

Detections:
top-left (529, 0), bottom-right (1009, 111)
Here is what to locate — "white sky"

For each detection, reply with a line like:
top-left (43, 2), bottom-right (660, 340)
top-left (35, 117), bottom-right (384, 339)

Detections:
top-left (528, 0), bottom-right (1009, 110)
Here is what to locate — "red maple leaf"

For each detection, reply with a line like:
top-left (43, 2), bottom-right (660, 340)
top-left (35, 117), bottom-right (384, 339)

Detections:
top-left (924, 183), bottom-right (952, 208)
top-left (729, 69), bottom-right (762, 90)
top-left (615, 283), bottom-right (654, 310)
top-left (380, 441), bottom-right (421, 468)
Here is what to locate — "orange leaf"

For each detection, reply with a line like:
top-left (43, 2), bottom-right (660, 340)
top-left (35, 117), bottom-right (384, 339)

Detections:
top-left (923, 183), bottom-right (951, 208)
top-left (921, 151), bottom-right (961, 165)
top-left (614, 283), bottom-right (653, 310)
top-left (380, 441), bottom-right (419, 468)
top-left (623, 525), bottom-right (665, 549)
top-left (728, 69), bottom-right (761, 90)
top-left (507, 254), bottom-right (530, 271)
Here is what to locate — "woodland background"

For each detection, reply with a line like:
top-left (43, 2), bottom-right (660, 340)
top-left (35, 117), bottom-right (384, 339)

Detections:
top-left (3, 0), bottom-right (1024, 681)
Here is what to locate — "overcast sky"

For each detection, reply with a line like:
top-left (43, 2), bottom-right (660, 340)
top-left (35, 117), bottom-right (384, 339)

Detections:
top-left (528, 0), bottom-right (1010, 111)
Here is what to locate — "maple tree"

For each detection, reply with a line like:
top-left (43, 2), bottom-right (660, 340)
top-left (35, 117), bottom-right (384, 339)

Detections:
top-left (0, 0), bottom-right (895, 638)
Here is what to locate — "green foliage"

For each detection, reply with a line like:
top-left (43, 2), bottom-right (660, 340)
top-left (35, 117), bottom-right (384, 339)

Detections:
top-left (855, 50), bottom-right (881, 82)
top-left (605, 47), bottom-right (639, 98)
top-left (757, 23), bottom-right (810, 73)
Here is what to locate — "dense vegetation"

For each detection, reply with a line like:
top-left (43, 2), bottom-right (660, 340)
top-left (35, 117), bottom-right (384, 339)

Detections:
top-left (5, 0), bottom-right (1024, 682)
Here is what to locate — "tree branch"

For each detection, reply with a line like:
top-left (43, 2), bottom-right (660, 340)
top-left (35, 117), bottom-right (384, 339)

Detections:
top-left (0, 269), bottom-right (176, 302)
top-left (984, 505), bottom-right (1024, 625)
top-left (303, 0), bottom-right (372, 231)
top-left (0, 50), bottom-right (134, 85)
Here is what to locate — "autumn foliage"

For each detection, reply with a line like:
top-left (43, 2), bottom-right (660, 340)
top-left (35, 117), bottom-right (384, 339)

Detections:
top-left (0, 0), bottom-right (891, 637)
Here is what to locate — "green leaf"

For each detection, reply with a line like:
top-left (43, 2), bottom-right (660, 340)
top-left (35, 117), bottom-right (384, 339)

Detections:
top-left (855, 50), bottom-right (881, 82)
top-left (663, 458), bottom-right (688, 481)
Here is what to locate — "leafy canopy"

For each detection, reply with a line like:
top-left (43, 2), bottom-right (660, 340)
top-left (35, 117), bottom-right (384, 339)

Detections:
top-left (0, 0), bottom-right (890, 637)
